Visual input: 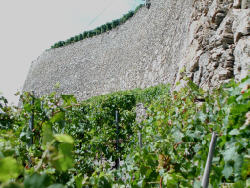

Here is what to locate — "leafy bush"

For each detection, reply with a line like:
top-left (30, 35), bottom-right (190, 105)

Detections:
top-left (0, 96), bottom-right (13, 129)
top-left (101, 25), bottom-right (107, 33)
top-left (106, 23), bottom-right (112, 31)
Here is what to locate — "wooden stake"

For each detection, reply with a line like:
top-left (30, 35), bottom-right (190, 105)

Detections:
top-left (29, 91), bottom-right (35, 145)
top-left (201, 132), bottom-right (217, 188)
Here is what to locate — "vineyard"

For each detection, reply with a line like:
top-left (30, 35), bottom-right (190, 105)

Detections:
top-left (0, 77), bottom-right (249, 187)
top-left (51, 4), bottom-right (143, 49)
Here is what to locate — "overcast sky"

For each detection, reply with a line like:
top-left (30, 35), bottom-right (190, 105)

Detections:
top-left (0, 0), bottom-right (143, 104)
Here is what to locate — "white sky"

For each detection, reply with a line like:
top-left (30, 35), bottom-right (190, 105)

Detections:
top-left (0, 0), bottom-right (143, 105)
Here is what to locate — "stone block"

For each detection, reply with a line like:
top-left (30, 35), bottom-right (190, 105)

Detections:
top-left (233, 0), bottom-right (241, 8)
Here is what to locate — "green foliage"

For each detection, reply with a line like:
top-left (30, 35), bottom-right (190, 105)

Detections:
top-left (24, 173), bottom-right (51, 188)
top-left (51, 4), bottom-right (143, 49)
top-left (0, 96), bottom-right (14, 129)
top-left (0, 157), bottom-right (22, 182)
top-left (0, 77), bottom-right (249, 187)
top-left (101, 25), bottom-right (107, 33)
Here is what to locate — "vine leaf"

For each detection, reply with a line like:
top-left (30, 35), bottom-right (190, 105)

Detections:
top-left (42, 123), bottom-right (53, 147)
top-left (24, 173), bottom-right (50, 188)
top-left (0, 157), bottom-right (22, 182)
top-left (229, 129), bottom-right (240, 136)
top-left (54, 134), bottom-right (74, 144)
top-left (222, 164), bottom-right (233, 179)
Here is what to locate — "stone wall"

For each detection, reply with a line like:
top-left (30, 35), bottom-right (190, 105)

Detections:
top-left (175, 0), bottom-right (250, 91)
top-left (23, 0), bottom-right (249, 100)
top-left (23, 0), bottom-right (193, 100)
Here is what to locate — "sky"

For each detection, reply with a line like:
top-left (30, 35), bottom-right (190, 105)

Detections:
top-left (0, 0), bottom-right (144, 105)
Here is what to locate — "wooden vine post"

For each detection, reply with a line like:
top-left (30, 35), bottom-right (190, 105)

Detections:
top-left (201, 132), bottom-right (217, 188)
top-left (115, 110), bottom-right (120, 169)
top-left (29, 91), bottom-right (35, 146)
top-left (138, 131), bottom-right (142, 148)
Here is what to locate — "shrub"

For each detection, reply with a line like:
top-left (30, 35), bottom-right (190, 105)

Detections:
top-left (101, 25), bottom-right (107, 33)
top-left (83, 31), bottom-right (88, 39)
top-left (111, 19), bottom-right (120, 28)
top-left (106, 22), bottom-right (112, 31)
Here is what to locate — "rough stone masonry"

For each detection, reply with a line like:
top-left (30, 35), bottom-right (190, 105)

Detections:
top-left (23, 0), bottom-right (249, 100)
top-left (175, 0), bottom-right (250, 90)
